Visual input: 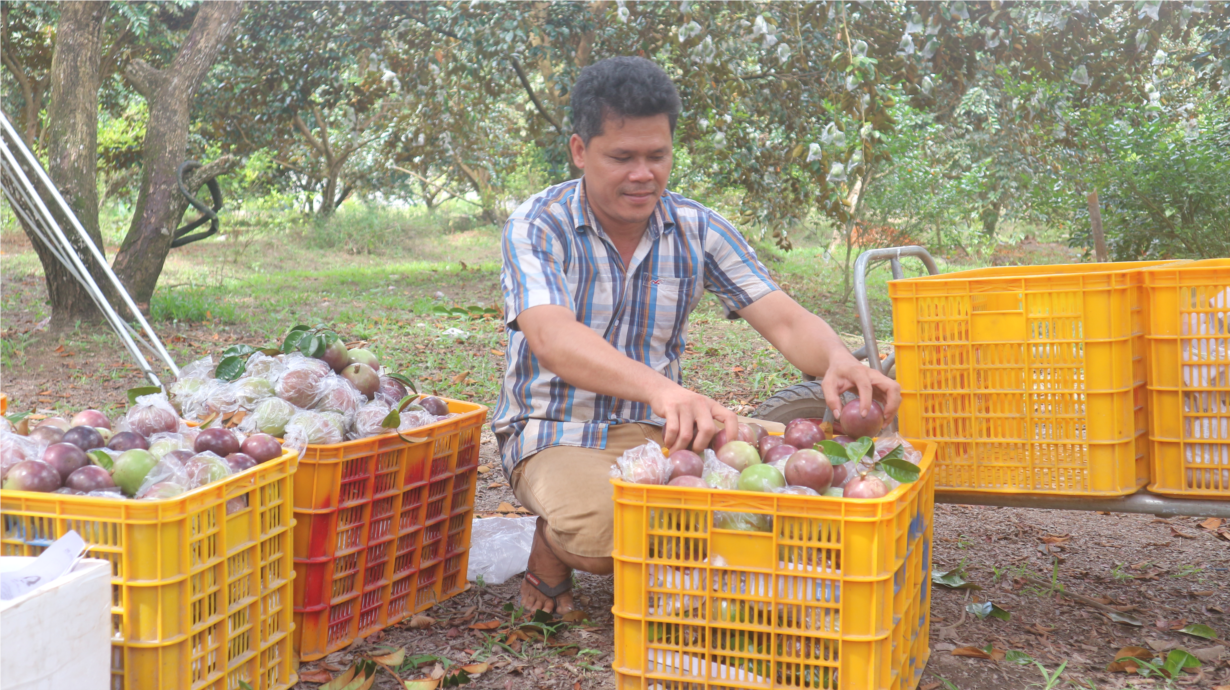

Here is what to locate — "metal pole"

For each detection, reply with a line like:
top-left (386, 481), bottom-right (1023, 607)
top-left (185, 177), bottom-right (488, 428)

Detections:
top-left (0, 111), bottom-right (179, 377)
top-left (0, 138), bottom-right (163, 387)
top-left (852, 246), bottom-right (940, 376)
top-left (938, 489), bottom-right (1230, 519)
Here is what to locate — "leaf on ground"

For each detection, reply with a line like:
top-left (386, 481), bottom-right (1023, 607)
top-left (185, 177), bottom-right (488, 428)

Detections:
top-left (1192, 645), bottom-right (1226, 663)
top-left (1106, 610), bottom-right (1144, 626)
top-left (469, 619), bottom-right (502, 630)
top-left (951, 646), bottom-right (994, 659)
top-left (299, 668), bottom-right (334, 683)
top-left (1163, 648), bottom-right (1201, 675)
top-left (408, 614), bottom-right (436, 629)
top-left (459, 663), bottom-right (489, 676)
top-left (318, 665), bottom-right (358, 690)
top-left (1170, 526), bottom-right (1197, 539)
top-left (1180, 623), bottom-right (1219, 640)
top-left (561, 610), bottom-right (588, 623)
top-left (1199, 517), bottom-right (1223, 531)
top-left (497, 502), bottom-right (517, 513)
top-left (477, 465), bottom-right (491, 474)
top-left (404, 681), bottom-right (440, 690)
top-left (1040, 534), bottom-right (1071, 545)
top-left (920, 683), bottom-right (942, 690)
top-left (1107, 646), bottom-right (1152, 673)
top-left (451, 370), bottom-right (470, 384)
top-left (931, 569), bottom-right (980, 590)
top-left (370, 648), bottom-right (406, 666)
top-left (1004, 650), bottom-right (1034, 665)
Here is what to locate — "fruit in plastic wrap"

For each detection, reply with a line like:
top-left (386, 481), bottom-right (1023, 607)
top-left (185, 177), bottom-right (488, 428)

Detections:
top-left (4, 460), bottom-right (62, 492)
top-left (286, 411), bottom-right (344, 446)
top-left (1, 433), bottom-right (41, 480)
top-left (714, 511), bottom-right (772, 532)
top-left (277, 368), bottom-right (327, 408)
top-left (233, 377), bottom-right (275, 409)
top-left (374, 376), bottom-right (408, 406)
top-left (615, 440), bottom-right (671, 485)
top-left (35, 417), bottom-right (70, 432)
top-left (42, 443), bottom-right (90, 481)
top-left (417, 395), bottom-right (449, 417)
top-left (71, 409), bottom-right (111, 430)
top-left (320, 411), bottom-right (347, 438)
top-left (148, 433), bottom-right (191, 459)
top-left (668, 475), bottom-right (707, 488)
top-left (140, 482), bottom-right (186, 500)
top-left (225, 453), bottom-right (258, 473)
top-left (114, 449), bottom-right (160, 495)
top-left (126, 394), bottom-right (180, 436)
top-left (784, 449), bottom-right (833, 493)
top-left (716, 441), bottom-right (760, 471)
top-left (774, 485), bottom-right (820, 497)
top-left (66, 465), bottom-right (117, 493)
top-left (702, 449), bottom-right (739, 489)
top-left (340, 362), bottom-right (380, 397)
top-left (28, 425), bottom-right (65, 445)
top-left (312, 375), bottom-right (363, 420)
top-left (251, 397), bottom-right (297, 436)
top-left (737, 464), bottom-right (786, 492)
top-left (351, 401), bottom-right (392, 439)
top-left (170, 376), bottom-right (207, 414)
top-left (243, 352), bottom-right (285, 382)
top-left (184, 452), bottom-right (232, 488)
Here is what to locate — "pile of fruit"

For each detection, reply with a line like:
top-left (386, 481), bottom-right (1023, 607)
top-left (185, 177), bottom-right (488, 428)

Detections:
top-left (615, 400), bottom-right (921, 501)
top-left (0, 398), bottom-right (284, 500)
top-left (169, 325), bottom-right (451, 447)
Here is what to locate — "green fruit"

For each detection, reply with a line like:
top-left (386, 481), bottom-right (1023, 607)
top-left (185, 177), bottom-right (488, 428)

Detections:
top-left (319, 411), bottom-right (346, 438)
top-left (737, 464), bottom-right (786, 492)
top-left (252, 398), bottom-right (296, 436)
top-left (149, 436), bottom-right (189, 459)
top-left (112, 449), bottom-right (158, 497)
top-left (347, 348), bottom-right (380, 370)
top-left (234, 377), bottom-right (275, 408)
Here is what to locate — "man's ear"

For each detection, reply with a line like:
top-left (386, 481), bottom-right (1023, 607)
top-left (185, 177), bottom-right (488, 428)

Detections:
top-left (569, 133), bottom-right (586, 171)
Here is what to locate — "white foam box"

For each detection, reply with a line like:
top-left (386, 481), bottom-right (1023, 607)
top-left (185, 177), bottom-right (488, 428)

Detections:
top-left (0, 557), bottom-right (111, 690)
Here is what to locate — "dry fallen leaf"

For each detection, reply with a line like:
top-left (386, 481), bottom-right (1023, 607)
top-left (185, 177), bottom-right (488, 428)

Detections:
top-left (951, 646), bottom-right (992, 659)
top-left (369, 647), bottom-right (405, 666)
top-left (1171, 526), bottom-right (1198, 539)
top-left (920, 684), bottom-right (941, 690)
top-left (477, 465), bottom-right (491, 474)
top-left (1192, 645), bottom-right (1226, 663)
top-left (1040, 534), bottom-right (1071, 545)
top-left (404, 680), bottom-right (440, 690)
top-left (497, 502), bottom-right (517, 513)
top-left (430, 663), bottom-right (446, 680)
top-left (451, 370), bottom-right (471, 384)
top-left (1200, 517), bottom-right (1224, 531)
top-left (561, 610), bottom-right (588, 623)
top-left (1107, 646), bottom-right (1152, 674)
top-left (298, 668), bottom-right (334, 683)
top-left (460, 662), bottom-right (490, 675)
top-left (316, 665), bottom-right (358, 690)
top-left (408, 614), bottom-right (436, 629)
top-left (469, 619), bottom-right (502, 630)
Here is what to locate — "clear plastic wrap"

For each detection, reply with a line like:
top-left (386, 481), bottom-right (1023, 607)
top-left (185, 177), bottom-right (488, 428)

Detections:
top-left (350, 401), bottom-right (393, 440)
top-left (122, 392), bottom-right (180, 437)
top-left (179, 355), bottom-right (216, 380)
top-left (283, 410), bottom-right (344, 455)
top-left (243, 352), bottom-right (286, 383)
top-left (465, 516), bottom-right (538, 585)
top-left (137, 456), bottom-right (191, 498)
top-left (398, 409), bottom-right (438, 433)
top-left (772, 485), bottom-right (820, 497)
top-left (713, 511), bottom-right (772, 533)
top-left (701, 449), bottom-right (739, 490)
top-left (147, 432), bottom-right (192, 459)
top-left (275, 365), bottom-right (329, 409)
top-left (374, 376), bottom-right (409, 407)
top-left (0, 417), bottom-right (11, 434)
top-left (613, 440), bottom-right (671, 485)
top-left (183, 451), bottom-right (233, 489)
top-left (874, 434), bottom-right (922, 465)
top-left (312, 375), bottom-right (364, 424)
top-left (232, 376), bottom-right (276, 411)
top-left (1, 432), bottom-right (45, 481)
top-left (241, 397), bottom-right (300, 437)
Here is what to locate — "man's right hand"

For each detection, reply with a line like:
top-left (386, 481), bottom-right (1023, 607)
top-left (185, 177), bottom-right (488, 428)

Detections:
top-left (649, 384), bottom-right (739, 455)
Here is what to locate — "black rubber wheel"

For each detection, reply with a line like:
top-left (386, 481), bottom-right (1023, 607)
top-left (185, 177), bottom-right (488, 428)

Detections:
top-left (751, 380), bottom-right (832, 425)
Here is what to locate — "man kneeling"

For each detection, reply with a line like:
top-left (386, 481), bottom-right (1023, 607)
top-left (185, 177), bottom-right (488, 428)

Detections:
top-left (492, 57), bottom-right (900, 614)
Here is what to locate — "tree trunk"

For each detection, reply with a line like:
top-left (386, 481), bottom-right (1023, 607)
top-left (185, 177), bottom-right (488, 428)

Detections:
top-left (14, 2), bottom-right (111, 330)
top-left (111, 1), bottom-right (244, 308)
top-left (1086, 190), bottom-right (1108, 262)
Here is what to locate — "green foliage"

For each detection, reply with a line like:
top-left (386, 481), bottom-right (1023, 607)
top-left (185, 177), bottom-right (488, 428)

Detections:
top-left (150, 287), bottom-right (236, 323)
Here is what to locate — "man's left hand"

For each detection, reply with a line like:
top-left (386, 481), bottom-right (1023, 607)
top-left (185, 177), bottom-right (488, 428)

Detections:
top-left (821, 354), bottom-right (901, 421)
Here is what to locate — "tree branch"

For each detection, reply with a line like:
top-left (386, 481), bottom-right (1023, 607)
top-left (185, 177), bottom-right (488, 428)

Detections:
top-left (123, 58), bottom-right (165, 99)
top-left (184, 155), bottom-right (241, 191)
top-left (391, 165), bottom-right (478, 206)
top-left (310, 104), bottom-right (335, 164)
top-left (510, 56), bottom-right (564, 135)
top-left (292, 112), bottom-right (328, 158)
top-left (273, 157), bottom-right (313, 178)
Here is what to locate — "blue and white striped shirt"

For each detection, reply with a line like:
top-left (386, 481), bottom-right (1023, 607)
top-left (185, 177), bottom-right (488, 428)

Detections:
top-left (493, 178), bottom-right (779, 475)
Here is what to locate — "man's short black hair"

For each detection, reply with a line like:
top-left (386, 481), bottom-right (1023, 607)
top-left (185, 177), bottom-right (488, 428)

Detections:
top-left (571, 57), bottom-right (681, 144)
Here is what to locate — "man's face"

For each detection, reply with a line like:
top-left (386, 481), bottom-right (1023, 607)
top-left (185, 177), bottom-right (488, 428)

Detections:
top-left (570, 113), bottom-right (672, 234)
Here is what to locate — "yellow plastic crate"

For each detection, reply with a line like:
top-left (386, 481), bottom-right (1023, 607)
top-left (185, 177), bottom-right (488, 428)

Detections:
top-left (611, 440), bottom-right (935, 690)
top-left (890, 261), bottom-right (1176, 495)
top-left (0, 449), bottom-right (298, 690)
top-left (291, 399), bottom-right (486, 660)
top-left (1144, 258), bottom-right (1230, 498)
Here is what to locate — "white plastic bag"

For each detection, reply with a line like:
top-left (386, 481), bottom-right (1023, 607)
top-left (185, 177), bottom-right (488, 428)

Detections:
top-left (466, 516), bottom-right (537, 585)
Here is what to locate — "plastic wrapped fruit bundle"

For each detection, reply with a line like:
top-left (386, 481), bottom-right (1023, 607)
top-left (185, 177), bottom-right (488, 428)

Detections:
top-left (611, 420), bottom-right (923, 506)
top-left (170, 340), bottom-right (457, 444)
top-left (1, 407), bottom-right (284, 501)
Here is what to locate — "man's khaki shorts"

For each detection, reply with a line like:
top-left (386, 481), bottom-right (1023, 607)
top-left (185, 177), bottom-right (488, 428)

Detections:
top-left (509, 417), bottom-right (784, 559)
top-left (510, 423), bottom-right (663, 559)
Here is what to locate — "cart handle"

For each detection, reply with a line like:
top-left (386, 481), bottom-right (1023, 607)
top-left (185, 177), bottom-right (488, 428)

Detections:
top-left (852, 246), bottom-right (940, 376)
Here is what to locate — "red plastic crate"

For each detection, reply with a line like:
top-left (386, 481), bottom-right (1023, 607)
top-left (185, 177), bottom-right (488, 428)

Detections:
top-left (292, 399), bottom-right (486, 660)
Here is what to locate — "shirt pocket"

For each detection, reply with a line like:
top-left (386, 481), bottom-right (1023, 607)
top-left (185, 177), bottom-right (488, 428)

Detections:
top-left (639, 275), bottom-right (696, 356)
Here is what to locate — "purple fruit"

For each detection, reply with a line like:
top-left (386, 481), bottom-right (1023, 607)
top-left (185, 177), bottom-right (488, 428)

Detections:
top-left (833, 435), bottom-right (855, 445)
top-left (831, 462), bottom-right (850, 488)
top-left (28, 425), bottom-right (64, 445)
top-left (225, 453), bottom-right (258, 473)
top-left (839, 400), bottom-right (885, 439)
top-left (710, 423), bottom-right (754, 451)
top-left (3, 460), bottom-right (61, 492)
top-left (745, 423), bottom-right (767, 446)
top-left (239, 433), bottom-right (282, 463)
top-left (127, 404), bottom-right (179, 437)
top-left (165, 449), bottom-right (196, 464)
top-left (843, 473), bottom-right (889, 499)
top-left (42, 443), bottom-right (90, 481)
top-left (418, 395), bottom-right (449, 416)
top-left (667, 449), bottom-right (704, 482)
top-left (62, 425), bottom-right (106, 451)
top-left (140, 482), bottom-right (185, 500)
top-left (763, 444), bottom-right (798, 465)
top-left (668, 475), bottom-right (708, 488)
top-left (784, 449), bottom-right (834, 493)
top-left (341, 363), bottom-right (379, 398)
top-left (758, 434), bottom-right (784, 456)
top-left (783, 419), bottom-right (824, 450)
top-left (277, 368), bottom-right (326, 408)
top-left (71, 409), bottom-right (112, 430)
top-left (194, 427), bottom-right (240, 457)
top-left (108, 431), bottom-right (150, 452)
top-left (375, 376), bottom-right (409, 406)
top-left (65, 465), bottom-right (117, 493)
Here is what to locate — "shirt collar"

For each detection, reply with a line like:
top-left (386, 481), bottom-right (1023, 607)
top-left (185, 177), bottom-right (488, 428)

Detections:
top-left (571, 177), bottom-right (677, 241)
